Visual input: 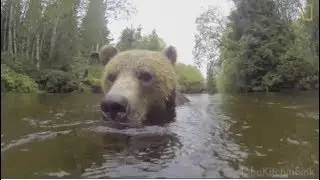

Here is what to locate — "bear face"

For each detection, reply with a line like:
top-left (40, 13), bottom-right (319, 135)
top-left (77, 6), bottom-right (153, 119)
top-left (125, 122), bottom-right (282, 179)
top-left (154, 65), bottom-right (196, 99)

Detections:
top-left (99, 45), bottom-right (181, 128)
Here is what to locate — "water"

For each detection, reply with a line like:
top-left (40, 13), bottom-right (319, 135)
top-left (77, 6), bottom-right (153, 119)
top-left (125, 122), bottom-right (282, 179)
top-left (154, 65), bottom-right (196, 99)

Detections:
top-left (1, 91), bottom-right (319, 178)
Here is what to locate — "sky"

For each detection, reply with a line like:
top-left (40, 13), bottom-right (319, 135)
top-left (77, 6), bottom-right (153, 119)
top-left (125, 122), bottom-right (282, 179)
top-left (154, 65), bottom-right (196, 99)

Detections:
top-left (108, 0), bottom-right (234, 77)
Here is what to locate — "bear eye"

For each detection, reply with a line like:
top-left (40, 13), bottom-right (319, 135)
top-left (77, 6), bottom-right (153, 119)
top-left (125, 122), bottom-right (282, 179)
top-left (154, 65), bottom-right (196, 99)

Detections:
top-left (108, 72), bottom-right (117, 82)
top-left (137, 68), bottom-right (153, 84)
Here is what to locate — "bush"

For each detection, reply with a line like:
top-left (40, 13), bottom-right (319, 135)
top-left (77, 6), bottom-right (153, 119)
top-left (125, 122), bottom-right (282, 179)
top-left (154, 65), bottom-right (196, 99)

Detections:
top-left (84, 65), bottom-right (104, 86)
top-left (1, 65), bottom-right (38, 93)
top-left (69, 57), bottom-right (89, 78)
top-left (85, 76), bottom-right (101, 86)
top-left (36, 57), bottom-right (92, 93)
top-left (36, 69), bottom-right (83, 93)
top-left (175, 63), bottom-right (205, 93)
top-left (87, 65), bottom-right (104, 79)
top-left (82, 65), bottom-right (104, 93)
top-left (1, 52), bottom-right (39, 77)
top-left (261, 71), bottom-right (283, 91)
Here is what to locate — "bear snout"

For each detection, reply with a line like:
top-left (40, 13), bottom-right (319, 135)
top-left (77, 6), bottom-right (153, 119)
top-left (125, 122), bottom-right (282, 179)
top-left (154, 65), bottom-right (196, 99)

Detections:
top-left (100, 93), bottom-right (129, 122)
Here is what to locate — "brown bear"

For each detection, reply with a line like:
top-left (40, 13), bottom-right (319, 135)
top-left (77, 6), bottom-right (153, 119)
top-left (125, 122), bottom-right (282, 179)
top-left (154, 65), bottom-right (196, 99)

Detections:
top-left (97, 44), bottom-right (189, 128)
top-left (89, 45), bottom-right (118, 66)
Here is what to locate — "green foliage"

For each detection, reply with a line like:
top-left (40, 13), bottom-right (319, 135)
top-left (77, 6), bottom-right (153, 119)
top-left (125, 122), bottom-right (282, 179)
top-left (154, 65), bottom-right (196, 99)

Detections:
top-left (206, 75), bottom-right (217, 94)
top-left (225, 0), bottom-right (291, 92)
top-left (116, 26), bottom-right (166, 52)
top-left (193, 5), bottom-right (227, 68)
top-left (1, 52), bottom-right (37, 75)
top-left (175, 63), bottom-right (205, 93)
top-left (52, 0), bottom-right (81, 64)
top-left (1, 65), bottom-right (38, 93)
top-left (206, 62), bottom-right (217, 94)
top-left (85, 65), bottom-right (104, 81)
top-left (1, 0), bottom-right (136, 94)
top-left (303, 0), bottom-right (319, 56)
top-left (84, 65), bottom-right (104, 87)
top-left (116, 26), bottom-right (142, 51)
top-left (86, 76), bottom-right (101, 87)
top-left (69, 57), bottom-right (89, 78)
top-left (215, 31), bottom-right (242, 93)
top-left (36, 69), bottom-right (83, 93)
top-left (261, 72), bottom-right (283, 91)
top-left (195, 0), bottom-right (319, 93)
top-left (137, 30), bottom-right (166, 51)
top-left (80, 0), bottom-right (110, 56)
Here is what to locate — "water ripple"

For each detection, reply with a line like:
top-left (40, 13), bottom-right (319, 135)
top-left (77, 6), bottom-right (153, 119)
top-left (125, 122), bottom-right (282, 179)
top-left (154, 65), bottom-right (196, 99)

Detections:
top-left (1, 130), bottom-right (72, 153)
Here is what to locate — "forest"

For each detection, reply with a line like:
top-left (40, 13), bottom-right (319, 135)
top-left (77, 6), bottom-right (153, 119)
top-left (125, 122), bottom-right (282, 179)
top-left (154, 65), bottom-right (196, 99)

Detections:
top-left (1, 0), bottom-right (205, 94)
top-left (194, 0), bottom-right (319, 93)
top-left (1, 0), bottom-right (319, 94)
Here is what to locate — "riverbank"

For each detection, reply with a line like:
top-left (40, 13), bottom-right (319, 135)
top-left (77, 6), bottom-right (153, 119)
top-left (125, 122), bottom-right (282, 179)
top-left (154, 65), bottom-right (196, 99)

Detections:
top-left (207, 75), bottom-right (319, 94)
top-left (2, 58), bottom-right (318, 95)
top-left (1, 58), bottom-right (207, 94)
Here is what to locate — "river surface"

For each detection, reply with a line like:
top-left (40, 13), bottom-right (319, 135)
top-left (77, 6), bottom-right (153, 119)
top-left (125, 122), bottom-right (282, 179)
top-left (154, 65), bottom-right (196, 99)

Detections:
top-left (1, 91), bottom-right (319, 178)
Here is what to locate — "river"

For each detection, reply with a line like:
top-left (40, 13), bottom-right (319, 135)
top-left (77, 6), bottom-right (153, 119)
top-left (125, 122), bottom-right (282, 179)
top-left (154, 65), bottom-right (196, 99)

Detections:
top-left (1, 91), bottom-right (319, 178)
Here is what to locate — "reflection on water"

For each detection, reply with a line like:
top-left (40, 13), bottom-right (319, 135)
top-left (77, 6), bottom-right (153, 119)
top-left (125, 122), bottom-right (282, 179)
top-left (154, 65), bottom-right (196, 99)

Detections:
top-left (1, 91), bottom-right (319, 178)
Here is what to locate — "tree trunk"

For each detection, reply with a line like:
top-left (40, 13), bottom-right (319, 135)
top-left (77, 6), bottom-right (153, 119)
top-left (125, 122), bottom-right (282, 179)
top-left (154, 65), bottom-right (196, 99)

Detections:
top-left (26, 33), bottom-right (30, 59)
top-left (49, 17), bottom-right (60, 61)
top-left (12, 2), bottom-right (17, 54)
top-left (7, 0), bottom-right (13, 54)
top-left (20, 1), bottom-right (28, 56)
top-left (96, 44), bottom-right (99, 52)
top-left (31, 38), bottom-right (36, 62)
top-left (2, 7), bottom-right (8, 51)
top-left (36, 34), bottom-right (40, 71)
top-left (39, 25), bottom-right (46, 56)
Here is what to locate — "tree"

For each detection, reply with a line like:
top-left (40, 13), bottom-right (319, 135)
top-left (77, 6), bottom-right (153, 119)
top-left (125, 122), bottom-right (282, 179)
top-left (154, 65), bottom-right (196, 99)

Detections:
top-left (138, 29), bottom-right (166, 51)
top-left (1, 0), bottom-right (136, 93)
top-left (116, 26), bottom-right (166, 52)
top-left (303, 0), bottom-right (319, 56)
top-left (116, 25), bottom-right (142, 51)
top-left (105, 0), bottom-right (137, 23)
top-left (80, 0), bottom-right (110, 57)
top-left (193, 5), bottom-right (227, 69)
top-left (273, 0), bottom-right (303, 23)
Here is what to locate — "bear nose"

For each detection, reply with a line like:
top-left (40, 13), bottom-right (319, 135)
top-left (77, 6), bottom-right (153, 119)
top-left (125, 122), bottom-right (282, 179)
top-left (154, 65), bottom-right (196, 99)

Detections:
top-left (100, 94), bottom-right (128, 120)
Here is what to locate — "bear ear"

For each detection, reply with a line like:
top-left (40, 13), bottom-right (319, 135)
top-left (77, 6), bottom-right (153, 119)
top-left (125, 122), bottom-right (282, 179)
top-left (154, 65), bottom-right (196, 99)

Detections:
top-left (164, 46), bottom-right (177, 65)
top-left (99, 45), bottom-right (118, 66)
